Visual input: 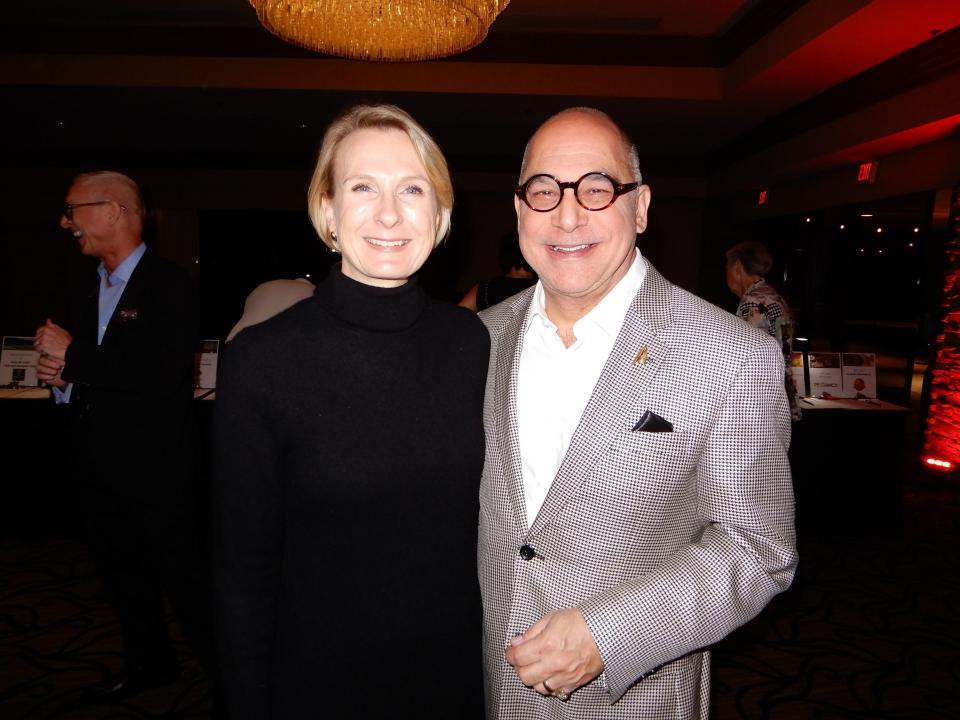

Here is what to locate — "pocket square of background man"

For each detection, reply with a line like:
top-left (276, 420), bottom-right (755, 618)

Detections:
top-left (632, 410), bottom-right (673, 433)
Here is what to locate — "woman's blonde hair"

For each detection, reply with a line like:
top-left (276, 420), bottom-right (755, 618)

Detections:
top-left (307, 104), bottom-right (453, 250)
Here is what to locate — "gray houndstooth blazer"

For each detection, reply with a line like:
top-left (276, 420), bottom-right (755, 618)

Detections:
top-left (478, 259), bottom-right (798, 719)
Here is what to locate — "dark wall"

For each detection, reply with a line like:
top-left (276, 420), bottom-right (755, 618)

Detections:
top-left (701, 190), bottom-right (949, 406)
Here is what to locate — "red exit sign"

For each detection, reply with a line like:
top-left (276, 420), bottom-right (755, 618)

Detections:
top-left (857, 161), bottom-right (878, 183)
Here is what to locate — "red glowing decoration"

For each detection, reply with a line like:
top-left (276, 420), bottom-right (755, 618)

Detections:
top-left (758, 189), bottom-right (768, 206)
top-left (922, 185), bottom-right (960, 476)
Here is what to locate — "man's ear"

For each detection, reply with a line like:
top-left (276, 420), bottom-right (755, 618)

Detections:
top-left (635, 185), bottom-right (651, 234)
top-left (107, 199), bottom-right (125, 226)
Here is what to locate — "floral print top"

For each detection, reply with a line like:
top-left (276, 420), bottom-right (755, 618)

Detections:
top-left (736, 279), bottom-right (802, 421)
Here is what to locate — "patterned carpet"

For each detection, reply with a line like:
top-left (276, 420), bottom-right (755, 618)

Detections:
top-left (711, 486), bottom-right (960, 719)
top-left (0, 540), bottom-right (212, 719)
top-left (2, 488), bottom-right (958, 719)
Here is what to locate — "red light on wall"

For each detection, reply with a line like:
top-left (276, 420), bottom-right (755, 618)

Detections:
top-left (857, 161), bottom-right (878, 183)
top-left (923, 456), bottom-right (955, 471)
top-left (922, 184), bottom-right (960, 477)
top-left (758, 189), bottom-right (768, 206)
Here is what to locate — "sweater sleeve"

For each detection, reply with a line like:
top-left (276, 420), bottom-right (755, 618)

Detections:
top-left (212, 336), bottom-right (284, 718)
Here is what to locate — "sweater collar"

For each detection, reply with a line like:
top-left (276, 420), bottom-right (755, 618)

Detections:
top-left (314, 265), bottom-right (426, 332)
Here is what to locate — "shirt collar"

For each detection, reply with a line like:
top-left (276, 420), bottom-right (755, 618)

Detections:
top-left (525, 248), bottom-right (647, 340)
top-left (98, 242), bottom-right (146, 286)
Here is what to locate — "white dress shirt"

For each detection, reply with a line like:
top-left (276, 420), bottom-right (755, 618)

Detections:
top-left (516, 249), bottom-right (647, 526)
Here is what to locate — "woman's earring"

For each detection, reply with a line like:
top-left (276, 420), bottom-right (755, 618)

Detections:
top-left (330, 232), bottom-right (340, 253)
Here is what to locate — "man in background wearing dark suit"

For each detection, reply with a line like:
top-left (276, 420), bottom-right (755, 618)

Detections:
top-left (34, 171), bottom-right (215, 703)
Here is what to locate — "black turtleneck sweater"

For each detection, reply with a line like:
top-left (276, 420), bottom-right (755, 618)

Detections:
top-left (213, 270), bottom-right (490, 719)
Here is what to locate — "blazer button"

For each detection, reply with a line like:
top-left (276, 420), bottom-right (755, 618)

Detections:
top-left (519, 544), bottom-right (536, 561)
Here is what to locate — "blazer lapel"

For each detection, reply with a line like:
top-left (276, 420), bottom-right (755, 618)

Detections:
top-left (497, 299), bottom-right (533, 534)
top-left (527, 263), bottom-right (677, 538)
top-left (79, 277), bottom-right (100, 344)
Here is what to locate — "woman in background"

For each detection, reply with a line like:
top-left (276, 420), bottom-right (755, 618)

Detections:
top-left (726, 240), bottom-right (801, 421)
top-left (213, 104), bottom-right (489, 718)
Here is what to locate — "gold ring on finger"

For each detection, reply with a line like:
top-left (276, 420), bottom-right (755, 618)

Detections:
top-left (543, 679), bottom-right (570, 702)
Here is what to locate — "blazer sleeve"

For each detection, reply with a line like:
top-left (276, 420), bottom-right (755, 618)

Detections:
top-left (579, 337), bottom-right (798, 702)
top-left (61, 260), bottom-right (198, 397)
top-left (211, 335), bottom-right (284, 719)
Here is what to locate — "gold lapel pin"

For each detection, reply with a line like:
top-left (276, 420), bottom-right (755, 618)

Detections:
top-left (632, 347), bottom-right (649, 366)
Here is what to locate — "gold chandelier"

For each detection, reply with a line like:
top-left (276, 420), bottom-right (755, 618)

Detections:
top-left (249, 1), bottom-right (511, 62)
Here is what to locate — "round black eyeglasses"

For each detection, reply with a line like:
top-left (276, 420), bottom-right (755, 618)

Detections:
top-left (515, 172), bottom-right (638, 212)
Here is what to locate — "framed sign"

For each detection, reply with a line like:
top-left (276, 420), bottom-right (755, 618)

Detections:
top-left (1, 336), bottom-right (40, 387)
top-left (808, 352), bottom-right (842, 397)
top-left (842, 352), bottom-right (877, 398)
top-left (195, 339), bottom-right (219, 389)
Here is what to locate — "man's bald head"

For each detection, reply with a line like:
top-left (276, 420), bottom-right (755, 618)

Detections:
top-left (519, 107), bottom-right (642, 185)
top-left (73, 171), bottom-right (145, 234)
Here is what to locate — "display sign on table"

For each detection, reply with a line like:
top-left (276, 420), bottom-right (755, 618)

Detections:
top-left (1, 336), bottom-right (40, 387)
top-left (808, 352), bottom-right (842, 397)
top-left (195, 339), bottom-right (219, 389)
top-left (788, 351), bottom-right (807, 397)
top-left (841, 352), bottom-right (877, 398)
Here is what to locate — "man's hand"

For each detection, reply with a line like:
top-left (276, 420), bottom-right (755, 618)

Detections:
top-left (37, 354), bottom-right (66, 389)
top-left (505, 608), bottom-right (604, 700)
top-left (34, 318), bottom-right (72, 361)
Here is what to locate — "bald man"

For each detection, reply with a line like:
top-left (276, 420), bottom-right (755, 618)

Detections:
top-left (478, 109), bottom-right (796, 718)
top-left (35, 171), bottom-right (215, 704)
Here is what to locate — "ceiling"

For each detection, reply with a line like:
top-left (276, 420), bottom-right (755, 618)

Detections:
top-left (1, 0), bottom-right (959, 193)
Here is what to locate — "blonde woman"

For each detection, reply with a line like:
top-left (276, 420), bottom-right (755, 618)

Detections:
top-left (214, 105), bottom-right (488, 718)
